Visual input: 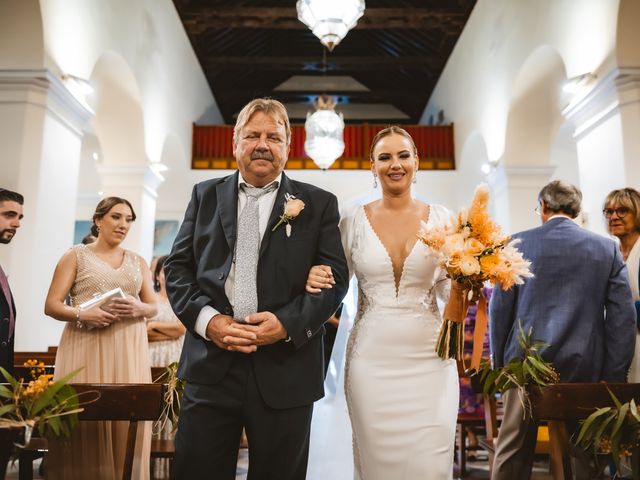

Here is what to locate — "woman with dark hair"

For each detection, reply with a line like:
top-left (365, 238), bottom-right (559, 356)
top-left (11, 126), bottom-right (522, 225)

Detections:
top-left (44, 196), bottom-right (156, 480)
top-left (147, 254), bottom-right (185, 366)
top-left (604, 187), bottom-right (640, 381)
top-left (305, 126), bottom-right (464, 479)
top-left (147, 254), bottom-right (185, 478)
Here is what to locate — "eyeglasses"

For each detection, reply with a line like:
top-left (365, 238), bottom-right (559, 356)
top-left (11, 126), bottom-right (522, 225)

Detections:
top-left (603, 207), bottom-right (631, 218)
top-left (534, 204), bottom-right (541, 216)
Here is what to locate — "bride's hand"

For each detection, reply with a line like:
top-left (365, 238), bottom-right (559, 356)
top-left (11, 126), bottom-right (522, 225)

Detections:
top-left (305, 265), bottom-right (335, 293)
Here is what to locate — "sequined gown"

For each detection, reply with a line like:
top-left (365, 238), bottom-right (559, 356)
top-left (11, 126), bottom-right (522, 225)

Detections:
top-left (148, 301), bottom-right (184, 368)
top-left (341, 204), bottom-right (459, 480)
top-left (48, 245), bottom-right (152, 480)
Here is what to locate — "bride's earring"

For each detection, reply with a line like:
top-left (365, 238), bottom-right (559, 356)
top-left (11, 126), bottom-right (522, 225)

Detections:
top-left (373, 175), bottom-right (378, 189)
top-left (413, 174), bottom-right (417, 184)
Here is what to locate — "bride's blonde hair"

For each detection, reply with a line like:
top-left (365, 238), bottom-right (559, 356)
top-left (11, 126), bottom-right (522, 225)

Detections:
top-left (369, 126), bottom-right (418, 161)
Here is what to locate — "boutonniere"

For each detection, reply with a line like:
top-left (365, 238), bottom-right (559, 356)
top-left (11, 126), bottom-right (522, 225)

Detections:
top-left (272, 193), bottom-right (305, 237)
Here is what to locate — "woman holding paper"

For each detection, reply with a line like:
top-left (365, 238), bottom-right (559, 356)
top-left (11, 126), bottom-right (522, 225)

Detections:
top-left (44, 196), bottom-right (157, 480)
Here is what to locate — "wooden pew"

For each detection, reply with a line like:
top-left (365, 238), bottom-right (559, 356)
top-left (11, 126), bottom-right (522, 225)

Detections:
top-left (529, 383), bottom-right (640, 480)
top-left (18, 383), bottom-right (164, 480)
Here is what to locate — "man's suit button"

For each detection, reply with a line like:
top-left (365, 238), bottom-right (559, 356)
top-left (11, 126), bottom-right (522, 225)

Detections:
top-left (0, 341), bottom-right (7, 347)
top-left (306, 330), bottom-right (312, 338)
top-left (2, 318), bottom-right (7, 323)
top-left (218, 273), bottom-right (225, 280)
top-left (224, 307), bottom-right (232, 315)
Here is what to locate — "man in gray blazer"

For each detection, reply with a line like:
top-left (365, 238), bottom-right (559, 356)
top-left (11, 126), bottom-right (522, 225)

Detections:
top-left (489, 180), bottom-right (636, 480)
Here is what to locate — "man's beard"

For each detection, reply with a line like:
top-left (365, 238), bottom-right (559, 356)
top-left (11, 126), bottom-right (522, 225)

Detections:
top-left (0, 230), bottom-right (15, 244)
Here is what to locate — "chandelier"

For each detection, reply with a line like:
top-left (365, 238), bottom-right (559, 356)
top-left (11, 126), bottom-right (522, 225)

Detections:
top-left (304, 95), bottom-right (345, 170)
top-left (296, 0), bottom-right (365, 51)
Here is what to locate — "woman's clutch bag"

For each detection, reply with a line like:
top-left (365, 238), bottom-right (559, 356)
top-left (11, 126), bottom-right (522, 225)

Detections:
top-left (78, 287), bottom-right (126, 311)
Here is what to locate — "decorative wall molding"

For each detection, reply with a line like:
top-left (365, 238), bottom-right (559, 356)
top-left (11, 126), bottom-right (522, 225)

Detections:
top-left (0, 69), bottom-right (93, 137)
top-left (563, 67), bottom-right (640, 140)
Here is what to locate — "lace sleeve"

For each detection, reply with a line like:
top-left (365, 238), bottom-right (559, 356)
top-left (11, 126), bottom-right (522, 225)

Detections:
top-left (434, 267), bottom-right (451, 303)
top-left (339, 203), bottom-right (360, 282)
top-left (429, 204), bottom-right (454, 303)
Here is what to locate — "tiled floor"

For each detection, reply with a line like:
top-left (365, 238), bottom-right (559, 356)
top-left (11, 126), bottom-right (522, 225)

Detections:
top-left (5, 449), bottom-right (612, 479)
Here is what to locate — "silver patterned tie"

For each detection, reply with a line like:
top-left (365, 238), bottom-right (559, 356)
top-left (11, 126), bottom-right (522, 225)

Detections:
top-left (233, 182), bottom-right (278, 321)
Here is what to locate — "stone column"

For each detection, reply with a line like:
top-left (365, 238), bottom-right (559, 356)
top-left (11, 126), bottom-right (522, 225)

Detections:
top-left (0, 69), bottom-right (92, 351)
top-left (97, 164), bottom-right (164, 262)
top-left (488, 164), bottom-right (556, 235)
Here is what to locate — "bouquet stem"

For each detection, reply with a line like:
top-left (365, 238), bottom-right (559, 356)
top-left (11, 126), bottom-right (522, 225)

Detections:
top-left (436, 319), bottom-right (465, 361)
top-left (436, 288), bottom-right (469, 361)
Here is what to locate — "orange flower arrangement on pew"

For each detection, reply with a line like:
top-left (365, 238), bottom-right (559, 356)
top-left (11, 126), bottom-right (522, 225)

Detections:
top-left (418, 183), bottom-right (533, 368)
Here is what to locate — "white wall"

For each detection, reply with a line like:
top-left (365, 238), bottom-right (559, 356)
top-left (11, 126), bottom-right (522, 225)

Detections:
top-left (424, 0), bottom-right (640, 236)
top-left (0, 0), bottom-right (222, 351)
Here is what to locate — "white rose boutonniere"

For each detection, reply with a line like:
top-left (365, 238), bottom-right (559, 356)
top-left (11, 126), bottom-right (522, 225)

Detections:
top-left (272, 193), bottom-right (305, 237)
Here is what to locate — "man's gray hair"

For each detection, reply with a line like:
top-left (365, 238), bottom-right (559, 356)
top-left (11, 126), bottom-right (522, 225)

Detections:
top-left (233, 98), bottom-right (291, 146)
top-left (538, 180), bottom-right (582, 218)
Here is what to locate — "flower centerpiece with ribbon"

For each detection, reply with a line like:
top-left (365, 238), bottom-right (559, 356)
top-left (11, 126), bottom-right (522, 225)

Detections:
top-left (418, 183), bottom-right (533, 369)
top-left (0, 361), bottom-right (86, 478)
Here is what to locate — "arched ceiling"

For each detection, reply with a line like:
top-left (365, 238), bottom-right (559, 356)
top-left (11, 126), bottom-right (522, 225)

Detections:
top-left (172, 0), bottom-right (477, 124)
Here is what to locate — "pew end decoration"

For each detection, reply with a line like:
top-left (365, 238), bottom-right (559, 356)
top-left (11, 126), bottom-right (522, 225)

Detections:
top-left (0, 360), bottom-right (89, 477)
top-left (477, 324), bottom-right (559, 417)
top-left (576, 388), bottom-right (640, 477)
top-left (418, 183), bottom-right (533, 368)
top-left (153, 361), bottom-right (185, 434)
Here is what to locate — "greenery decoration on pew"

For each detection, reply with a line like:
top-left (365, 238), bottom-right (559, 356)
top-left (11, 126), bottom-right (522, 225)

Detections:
top-left (0, 362), bottom-right (84, 445)
top-left (475, 323), bottom-right (560, 416)
top-left (154, 361), bottom-right (185, 434)
top-left (575, 387), bottom-right (640, 478)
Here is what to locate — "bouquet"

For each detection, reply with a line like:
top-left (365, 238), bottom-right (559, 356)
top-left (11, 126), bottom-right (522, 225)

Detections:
top-left (0, 361), bottom-right (84, 445)
top-left (418, 183), bottom-right (533, 368)
top-left (576, 388), bottom-right (640, 477)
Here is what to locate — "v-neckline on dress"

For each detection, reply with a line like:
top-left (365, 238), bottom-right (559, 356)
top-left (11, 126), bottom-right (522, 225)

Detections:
top-left (362, 205), bottom-right (428, 298)
top-left (83, 245), bottom-right (127, 271)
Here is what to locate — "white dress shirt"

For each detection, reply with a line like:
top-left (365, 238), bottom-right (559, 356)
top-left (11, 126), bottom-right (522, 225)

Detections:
top-left (194, 173), bottom-right (282, 340)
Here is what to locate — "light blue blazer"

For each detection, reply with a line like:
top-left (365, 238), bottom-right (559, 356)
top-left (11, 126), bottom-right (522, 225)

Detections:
top-left (489, 217), bottom-right (636, 382)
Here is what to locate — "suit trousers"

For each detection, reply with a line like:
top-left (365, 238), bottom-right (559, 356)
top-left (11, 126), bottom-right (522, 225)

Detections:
top-left (491, 389), bottom-right (595, 480)
top-left (172, 353), bottom-right (314, 480)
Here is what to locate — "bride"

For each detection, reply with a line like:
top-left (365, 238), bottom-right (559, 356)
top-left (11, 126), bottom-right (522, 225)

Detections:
top-left (306, 126), bottom-right (463, 479)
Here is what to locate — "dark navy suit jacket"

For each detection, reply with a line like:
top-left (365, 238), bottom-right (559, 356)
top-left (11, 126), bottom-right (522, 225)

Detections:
top-left (165, 172), bottom-right (349, 409)
top-left (0, 273), bottom-right (15, 374)
top-left (490, 217), bottom-right (636, 382)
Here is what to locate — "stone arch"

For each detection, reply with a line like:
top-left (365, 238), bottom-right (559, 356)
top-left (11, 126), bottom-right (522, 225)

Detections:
top-left (88, 51), bottom-right (146, 168)
top-left (156, 133), bottom-right (189, 214)
top-left (503, 46), bottom-right (568, 169)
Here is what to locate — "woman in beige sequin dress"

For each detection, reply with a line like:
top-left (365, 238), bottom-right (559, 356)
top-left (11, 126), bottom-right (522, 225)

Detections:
top-left (44, 197), bottom-right (157, 480)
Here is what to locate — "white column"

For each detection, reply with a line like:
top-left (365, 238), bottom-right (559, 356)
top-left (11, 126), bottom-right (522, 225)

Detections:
top-left (97, 164), bottom-right (164, 262)
top-left (488, 165), bottom-right (556, 235)
top-left (0, 69), bottom-right (92, 351)
top-left (564, 68), bottom-right (640, 235)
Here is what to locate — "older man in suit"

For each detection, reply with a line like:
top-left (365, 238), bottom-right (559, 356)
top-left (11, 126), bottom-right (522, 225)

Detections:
top-left (489, 180), bottom-right (636, 480)
top-left (0, 188), bottom-right (24, 375)
top-left (165, 98), bottom-right (349, 480)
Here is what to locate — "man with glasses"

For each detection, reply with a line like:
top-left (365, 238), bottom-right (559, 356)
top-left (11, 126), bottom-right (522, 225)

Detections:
top-left (489, 180), bottom-right (636, 480)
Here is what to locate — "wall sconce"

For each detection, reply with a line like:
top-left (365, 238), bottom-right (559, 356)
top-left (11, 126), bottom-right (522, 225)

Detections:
top-left (562, 72), bottom-right (596, 96)
top-left (61, 74), bottom-right (95, 96)
top-left (481, 159), bottom-right (499, 175)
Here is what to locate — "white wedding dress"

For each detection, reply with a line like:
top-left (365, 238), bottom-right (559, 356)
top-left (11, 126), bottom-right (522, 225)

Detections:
top-left (308, 204), bottom-right (459, 480)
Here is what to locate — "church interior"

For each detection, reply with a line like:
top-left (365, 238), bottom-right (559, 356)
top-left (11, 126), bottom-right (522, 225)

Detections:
top-left (1, 0), bottom-right (639, 479)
